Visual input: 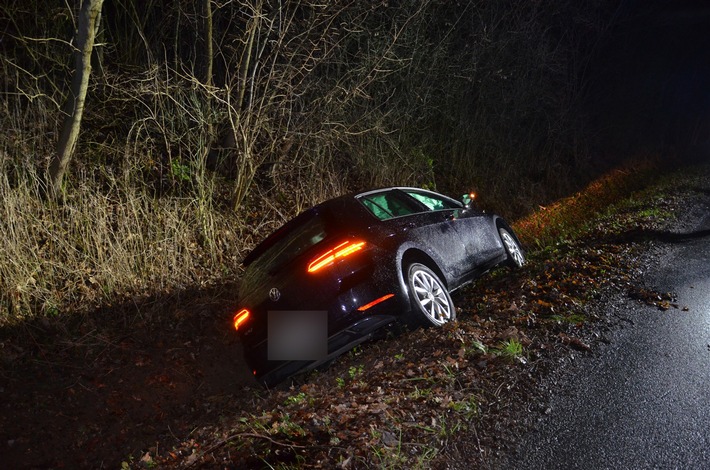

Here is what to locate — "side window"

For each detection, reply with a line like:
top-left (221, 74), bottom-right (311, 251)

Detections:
top-left (359, 191), bottom-right (422, 220)
top-left (360, 197), bottom-right (390, 220)
top-left (405, 191), bottom-right (459, 211)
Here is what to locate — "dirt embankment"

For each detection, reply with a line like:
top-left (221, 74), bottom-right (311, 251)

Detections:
top-left (1, 165), bottom-right (708, 468)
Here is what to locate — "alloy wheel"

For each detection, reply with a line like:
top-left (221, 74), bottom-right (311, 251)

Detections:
top-left (409, 265), bottom-right (452, 326)
top-left (500, 229), bottom-right (525, 267)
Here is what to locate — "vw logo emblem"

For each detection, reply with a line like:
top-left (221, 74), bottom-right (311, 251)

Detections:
top-left (269, 288), bottom-right (281, 302)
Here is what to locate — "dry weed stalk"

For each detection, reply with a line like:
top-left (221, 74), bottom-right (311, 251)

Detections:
top-left (0, 0), bottom-right (624, 322)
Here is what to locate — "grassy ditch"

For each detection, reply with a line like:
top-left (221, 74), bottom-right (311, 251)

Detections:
top-left (132, 162), bottom-right (710, 469)
top-left (1, 161), bottom-right (705, 469)
top-left (0, 156), bottom-right (667, 326)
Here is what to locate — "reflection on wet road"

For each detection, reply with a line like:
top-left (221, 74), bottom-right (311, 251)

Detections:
top-left (507, 215), bottom-right (710, 469)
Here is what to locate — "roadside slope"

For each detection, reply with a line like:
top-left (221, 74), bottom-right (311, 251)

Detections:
top-left (1, 163), bottom-right (708, 469)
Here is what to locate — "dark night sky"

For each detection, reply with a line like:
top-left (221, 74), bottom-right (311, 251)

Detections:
top-left (586, 0), bottom-right (710, 164)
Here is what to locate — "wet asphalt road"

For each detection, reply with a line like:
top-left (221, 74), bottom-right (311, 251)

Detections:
top-left (504, 214), bottom-right (710, 469)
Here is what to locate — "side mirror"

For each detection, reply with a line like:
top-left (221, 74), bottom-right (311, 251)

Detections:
top-left (461, 192), bottom-right (476, 209)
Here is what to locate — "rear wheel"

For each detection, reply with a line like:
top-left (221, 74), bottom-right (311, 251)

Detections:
top-left (406, 263), bottom-right (455, 327)
top-left (499, 227), bottom-right (525, 268)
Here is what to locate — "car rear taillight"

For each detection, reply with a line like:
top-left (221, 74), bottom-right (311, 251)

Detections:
top-left (307, 240), bottom-right (366, 273)
top-left (233, 309), bottom-right (250, 331)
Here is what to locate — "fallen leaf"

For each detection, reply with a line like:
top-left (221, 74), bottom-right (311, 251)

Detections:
top-left (558, 333), bottom-right (591, 351)
top-left (381, 430), bottom-right (398, 447)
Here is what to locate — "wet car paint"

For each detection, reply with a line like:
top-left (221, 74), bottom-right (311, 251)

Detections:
top-left (235, 187), bottom-right (522, 386)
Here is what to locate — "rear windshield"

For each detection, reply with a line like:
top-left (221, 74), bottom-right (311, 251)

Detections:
top-left (244, 211), bottom-right (327, 273)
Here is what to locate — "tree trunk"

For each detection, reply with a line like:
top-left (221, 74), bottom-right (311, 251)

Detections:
top-left (204, 0), bottom-right (213, 87)
top-left (48, 0), bottom-right (104, 195)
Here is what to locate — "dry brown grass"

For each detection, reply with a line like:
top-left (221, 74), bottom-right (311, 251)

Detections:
top-left (0, 167), bottom-right (247, 324)
top-left (0, 0), bottom-right (625, 324)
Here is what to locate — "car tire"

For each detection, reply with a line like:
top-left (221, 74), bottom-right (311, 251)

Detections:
top-left (499, 227), bottom-right (525, 268)
top-left (406, 263), bottom-right (455, 327)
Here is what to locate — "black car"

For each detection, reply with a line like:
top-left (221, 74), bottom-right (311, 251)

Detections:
top-left (234, 187), bottom-right (525, 386)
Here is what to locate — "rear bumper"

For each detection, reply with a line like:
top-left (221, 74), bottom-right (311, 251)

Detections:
top-left (255, 314), bottom-right (397, 387)
top-left (239, 259), bottom-right (409, 387)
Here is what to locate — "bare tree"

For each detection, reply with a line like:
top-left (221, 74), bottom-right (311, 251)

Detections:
top-left (48, 0), bottom-right (104, 194)
top-left (203, 0), bottom-right (214, 87)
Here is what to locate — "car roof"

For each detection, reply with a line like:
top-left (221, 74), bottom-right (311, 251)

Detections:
top-left (356, 186), bottom-right (446, 198)
top-left (357, 187), bottom-right (462, 206)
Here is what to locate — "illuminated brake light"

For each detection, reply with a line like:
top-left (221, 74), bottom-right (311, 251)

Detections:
top-left (357, 293), bottom-right (395, 311)
top-left (308, 241), bottom-right (366, 273)
top-left (233, 309), bottom-right (250, 331)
